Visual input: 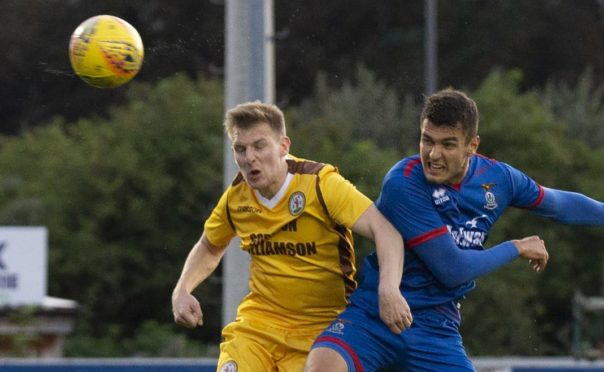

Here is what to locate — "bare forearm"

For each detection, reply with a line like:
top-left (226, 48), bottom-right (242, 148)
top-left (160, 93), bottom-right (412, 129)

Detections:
top-left (375, 223), bottom-right (404, 292)
top-left (173, 234), bottom-right (225, 295)
top-left (352, 205), bottom-right (404, 290)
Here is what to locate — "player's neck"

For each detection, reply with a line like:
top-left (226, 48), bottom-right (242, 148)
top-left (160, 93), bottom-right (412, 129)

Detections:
top-left (258, 164), bottom-right (289, 199)
top-left (447, 158), bottom-right (472, 186)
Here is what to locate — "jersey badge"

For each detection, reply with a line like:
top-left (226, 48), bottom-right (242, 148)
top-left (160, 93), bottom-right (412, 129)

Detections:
top-left (219, 360), bottom-right (237, 372)
top-left (288, 191), bottom-right (306, 216)
top-left (481, 183), bottom-right (498, 210)
top-left (325, 319), bottom-right (346, 335)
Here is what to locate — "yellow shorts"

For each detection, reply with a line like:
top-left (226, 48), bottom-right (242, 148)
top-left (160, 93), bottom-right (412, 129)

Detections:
top-left (216, 317), bottom-right (324, 372)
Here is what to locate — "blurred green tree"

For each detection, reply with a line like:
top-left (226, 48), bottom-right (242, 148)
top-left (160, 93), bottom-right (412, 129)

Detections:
top-left (0, 67), bottom-right (602, 357)
top-left (541, 67), bottom-right (604, 150)
top-left (0, 73), bottom-right (225, 355)
top-left (461, 69), bottom-right (604, 356)
top-left (286, 66), bottom-right (413, 262)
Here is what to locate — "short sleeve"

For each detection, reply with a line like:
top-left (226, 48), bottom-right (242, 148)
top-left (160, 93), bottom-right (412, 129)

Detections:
top-left (376, 167), bottom-right (448, 248)
top-left (203, 188), bottom-right (236, 248)
top-left (501, 163), bottom-right (544, 209)
top-left (319, 166), bottom-right (373, 227)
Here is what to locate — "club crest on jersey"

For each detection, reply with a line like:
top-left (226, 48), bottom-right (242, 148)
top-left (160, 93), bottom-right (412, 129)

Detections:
top-left (288, 191), bottom-right (305, 216)
top-left (432, 187), bottom-right (450, 205)
top-left (481, 183), bottom-right (498, 210)
top-left (219, 361), bottom-right (237, 372)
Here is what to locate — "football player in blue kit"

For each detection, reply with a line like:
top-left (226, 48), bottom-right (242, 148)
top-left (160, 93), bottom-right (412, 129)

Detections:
top-left (304, 88), bottom-right (604, 371)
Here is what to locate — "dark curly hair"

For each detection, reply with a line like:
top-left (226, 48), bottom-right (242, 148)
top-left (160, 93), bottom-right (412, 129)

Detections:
top-left (420, 88), bottom-right (479, 143)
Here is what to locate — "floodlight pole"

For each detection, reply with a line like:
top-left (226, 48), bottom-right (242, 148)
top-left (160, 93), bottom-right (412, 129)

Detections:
top-left (424, 0), bottom-right (438, 95)
top-left (223, 0), bottom-right (275, 327)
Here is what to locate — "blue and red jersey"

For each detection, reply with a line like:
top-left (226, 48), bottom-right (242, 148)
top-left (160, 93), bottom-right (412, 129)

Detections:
top-left (354, 153), bottom-right (544, 312)
top-left (315, 153), bottom-right (604, 370)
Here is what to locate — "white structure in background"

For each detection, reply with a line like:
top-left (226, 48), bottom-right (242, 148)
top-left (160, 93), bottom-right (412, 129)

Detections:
top-left (0, 227), bottom-right (77, 358)
top-left (222, 0), bottom-right (275, 327)
top-left (0, 227), bottom-right (47, 305)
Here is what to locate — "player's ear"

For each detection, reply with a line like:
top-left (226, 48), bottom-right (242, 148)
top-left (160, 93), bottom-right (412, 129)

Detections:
top-left (281, 135), bottom-right (291, 156)
top-left (468, 135), bottom-right (480, 154)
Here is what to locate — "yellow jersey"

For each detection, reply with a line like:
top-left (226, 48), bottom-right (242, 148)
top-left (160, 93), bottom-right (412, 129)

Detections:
top-left (204, 155), bottom-right (372, 329)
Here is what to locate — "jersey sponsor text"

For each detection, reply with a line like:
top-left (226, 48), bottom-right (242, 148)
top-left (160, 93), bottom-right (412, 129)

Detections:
top-left (249, 233), bottom-right (317, 256)
top-left (447, 225), bottom-right (486, 248)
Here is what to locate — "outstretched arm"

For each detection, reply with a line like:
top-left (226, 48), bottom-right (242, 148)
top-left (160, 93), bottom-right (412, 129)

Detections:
top-left (352, 204), bottom-right (413, 334)
top-left (171, 233), bottom-right (227, 328)
top-left (533, 187), bottom-right (604, 225)
top-left (414, 233), bottom-right (548, 288)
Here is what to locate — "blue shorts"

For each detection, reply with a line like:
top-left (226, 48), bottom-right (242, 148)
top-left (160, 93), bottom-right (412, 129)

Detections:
top-left (311, 295), bottom-right (474, 372)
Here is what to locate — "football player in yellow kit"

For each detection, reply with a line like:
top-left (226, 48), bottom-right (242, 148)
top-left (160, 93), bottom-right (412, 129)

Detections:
top-left (171, 101), bottom-right (412, 372)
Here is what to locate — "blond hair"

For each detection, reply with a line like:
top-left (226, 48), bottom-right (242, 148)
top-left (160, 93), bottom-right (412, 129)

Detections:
top-left (224, 101), bottom-right (286, 140)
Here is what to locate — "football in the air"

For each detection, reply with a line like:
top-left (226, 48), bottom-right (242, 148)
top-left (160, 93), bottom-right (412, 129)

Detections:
top-left (68, 15), bottom-right (144, 88)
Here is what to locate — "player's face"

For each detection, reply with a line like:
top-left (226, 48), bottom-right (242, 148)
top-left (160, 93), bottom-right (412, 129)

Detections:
top-left (420, 119), bottom-right (479, 185)
top-left (231, 121), bottom-right (290, 199)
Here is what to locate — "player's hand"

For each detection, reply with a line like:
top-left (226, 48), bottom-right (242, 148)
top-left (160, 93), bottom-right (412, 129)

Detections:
top-left (378, 285), bottom-right (413, 334)
top-left (172, 291), bottom-right (204, 328)
top-left (512, 235), bottom-right (549, 272)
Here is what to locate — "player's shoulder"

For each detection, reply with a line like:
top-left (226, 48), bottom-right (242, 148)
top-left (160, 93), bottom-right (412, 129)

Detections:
top-left (377, 155), bottom-right (433, 213)
top-left (286, 154), bottom-right (334, 176)
top-left (473, 153), bottom-right (501, 167)
top-left (471, 154), bottom-right (519, 180)
top-left (377, 155), bottom-right (430, 200)
top-left (384, 154), bottom-right (424, 184)
top-left (468, 154), bottom-right (538, 196)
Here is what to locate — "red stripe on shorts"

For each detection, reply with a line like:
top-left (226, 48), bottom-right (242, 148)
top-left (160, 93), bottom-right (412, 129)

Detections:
top-left (315, 335), bottom-right (364, 372)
